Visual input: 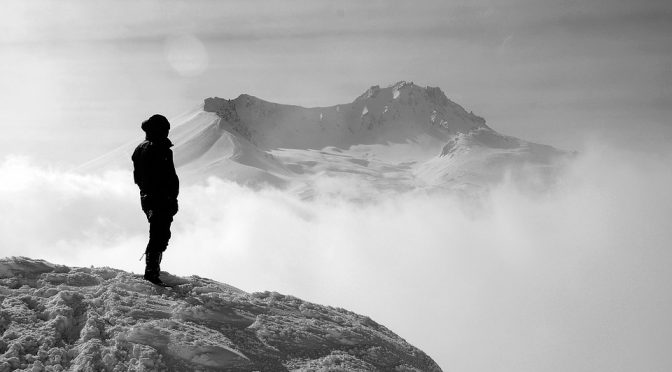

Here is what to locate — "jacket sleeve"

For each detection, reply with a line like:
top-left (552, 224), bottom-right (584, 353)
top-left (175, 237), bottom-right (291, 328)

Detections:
top-left (167, 148), bottom-right (179, 198)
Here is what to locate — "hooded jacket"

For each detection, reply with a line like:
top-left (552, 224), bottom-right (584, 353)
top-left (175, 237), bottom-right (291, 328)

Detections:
top-left (132, 136), bottom-right (179, 200)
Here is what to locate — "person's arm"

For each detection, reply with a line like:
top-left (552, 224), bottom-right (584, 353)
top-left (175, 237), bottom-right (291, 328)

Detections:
top-left (167, 148), bottom-right (179, 198)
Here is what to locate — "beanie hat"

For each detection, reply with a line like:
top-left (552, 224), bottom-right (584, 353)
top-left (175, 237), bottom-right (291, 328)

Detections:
top-left (141, 114), bottom-right (170, 134)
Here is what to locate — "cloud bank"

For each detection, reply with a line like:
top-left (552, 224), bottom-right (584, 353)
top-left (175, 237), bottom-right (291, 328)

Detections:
top-left (1, 143), bottom-right (671, 371)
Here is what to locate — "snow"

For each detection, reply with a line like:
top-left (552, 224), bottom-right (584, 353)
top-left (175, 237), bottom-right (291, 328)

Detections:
top-left (80, 82), bottom-right (566, 196)
top-left (0, 257), bottom-right (441, 371)
top-left (392, 81), bottom-right (408, 100)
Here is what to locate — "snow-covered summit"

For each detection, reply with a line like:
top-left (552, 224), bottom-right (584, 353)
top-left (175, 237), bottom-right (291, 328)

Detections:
top-left (0, 257), bottom-right (442, 371)
top-left (355, 81), bottom-right (484, 126)
top-left (80, 82), bottom-right (566, 195)
top-left (200, 81), bottom-right (487, 151)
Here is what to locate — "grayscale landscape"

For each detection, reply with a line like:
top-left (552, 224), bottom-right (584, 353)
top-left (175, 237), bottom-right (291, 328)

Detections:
top-left (1, 1), bottom-right (671, 371)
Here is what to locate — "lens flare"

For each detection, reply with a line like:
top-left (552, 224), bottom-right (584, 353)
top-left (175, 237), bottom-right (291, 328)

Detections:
top-left (164, 34), bottom-right (209, 77)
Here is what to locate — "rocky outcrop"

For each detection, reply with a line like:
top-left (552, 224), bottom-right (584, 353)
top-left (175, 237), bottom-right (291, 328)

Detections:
top-left (0, 257), bottom-right (442, 371)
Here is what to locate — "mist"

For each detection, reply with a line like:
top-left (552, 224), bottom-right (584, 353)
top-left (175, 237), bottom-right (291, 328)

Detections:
top-left (1, 141), bottom-right (671, 371)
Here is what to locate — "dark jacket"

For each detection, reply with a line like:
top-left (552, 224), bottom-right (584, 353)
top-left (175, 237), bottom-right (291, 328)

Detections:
top-left (132, 137), bottom-right (179, 200)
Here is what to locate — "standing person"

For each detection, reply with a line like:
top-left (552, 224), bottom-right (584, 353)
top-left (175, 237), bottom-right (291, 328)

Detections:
top-left (132, 114), bottom-right (179, 286)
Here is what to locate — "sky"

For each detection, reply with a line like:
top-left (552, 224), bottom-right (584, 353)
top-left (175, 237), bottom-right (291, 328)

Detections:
top-left (0, 0), bottom-right (670, 164)
top-left (1, 1), bottom-right (672, 370)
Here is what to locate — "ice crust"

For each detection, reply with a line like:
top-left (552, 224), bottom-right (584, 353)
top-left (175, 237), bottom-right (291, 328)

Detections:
top-left (0, 257), bottom-right (441, 372)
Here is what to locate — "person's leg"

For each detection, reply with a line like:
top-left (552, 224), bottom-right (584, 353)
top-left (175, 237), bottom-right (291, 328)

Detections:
top-left (144, 213), bottom-right (173, 281)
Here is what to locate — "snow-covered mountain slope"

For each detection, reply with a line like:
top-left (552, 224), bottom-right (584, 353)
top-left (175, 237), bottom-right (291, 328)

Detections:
top-left (0, 257), bottom-right (441, 372)
top-left (81, 81), bottom-right (566, 194)
top-left (202, 81), bottom-right (485, 151)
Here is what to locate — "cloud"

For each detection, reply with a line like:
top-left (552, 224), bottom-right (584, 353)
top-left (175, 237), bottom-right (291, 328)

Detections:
top-left (1, 144), bottom-right (671, 371)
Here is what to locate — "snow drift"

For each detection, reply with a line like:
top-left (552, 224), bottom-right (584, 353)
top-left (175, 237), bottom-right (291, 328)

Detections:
top-left (0, 257), bottom-right (441, 371)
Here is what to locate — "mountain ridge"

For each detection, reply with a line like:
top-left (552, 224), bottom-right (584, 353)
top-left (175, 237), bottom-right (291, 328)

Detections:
top-left (79, 82), bottom-right (566, 195)
top-left (201, 81), bottom-right (487, 151)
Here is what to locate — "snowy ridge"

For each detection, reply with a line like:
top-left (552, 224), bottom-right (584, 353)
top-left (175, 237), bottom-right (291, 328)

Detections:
top-left (0, 257), bottom-right (442, 371)
top-left (80, 82), bottom-right (567, 195)
top-left (200, 81), bottom-right (486, 151)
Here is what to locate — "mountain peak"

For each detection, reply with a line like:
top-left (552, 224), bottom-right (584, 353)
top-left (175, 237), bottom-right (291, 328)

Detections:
top-left (203, 96), bottom-right (229, 111)
top-left (357, 85), bottom-right (380, 100)
top-left (203, 96), bottom-right (239, 122)
top-left (0, 256), bottom-right (442, 371)
top-left (353, 81), bottom-right (466, 114)
top-left (197, 82), bottom-right (488, 151)
top-left (392, 80), bottom-right (412, 88)
top-left (355, 81), bottom-right (419, 102)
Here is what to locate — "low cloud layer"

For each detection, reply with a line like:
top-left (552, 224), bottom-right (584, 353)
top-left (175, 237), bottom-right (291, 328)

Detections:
top-left (1, 143), bottom-right (671, 371)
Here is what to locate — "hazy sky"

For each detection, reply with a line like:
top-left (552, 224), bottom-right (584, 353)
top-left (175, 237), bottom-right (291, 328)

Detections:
top-left (1, 0), bottom-right (670, 164)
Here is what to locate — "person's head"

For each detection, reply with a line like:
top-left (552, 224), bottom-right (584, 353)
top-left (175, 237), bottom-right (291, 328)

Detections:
top-left (141, 114), bottom-right (170, 140)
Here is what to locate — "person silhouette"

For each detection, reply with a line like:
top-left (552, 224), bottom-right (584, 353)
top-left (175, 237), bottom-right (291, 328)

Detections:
top-left (131, 114), bottom-right (179, 286)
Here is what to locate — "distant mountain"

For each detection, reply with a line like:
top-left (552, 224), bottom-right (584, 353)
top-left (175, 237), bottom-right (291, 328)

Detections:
top-left (200, 81), bottom-right (485, 150)
top-left (81, 82), bottom-right (566, 195)
top-left (0, 257), bottom-right (442, 371)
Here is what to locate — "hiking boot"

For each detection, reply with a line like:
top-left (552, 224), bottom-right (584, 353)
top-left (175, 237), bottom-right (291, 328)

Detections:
top-left (143, 274), bottom-right (168, 286)
top-left (145, 251), bottom-right (161, 277)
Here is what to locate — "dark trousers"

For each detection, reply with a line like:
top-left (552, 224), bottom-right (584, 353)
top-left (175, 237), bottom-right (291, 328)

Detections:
top-left (141, 196), bottom-right (177, 279)
top-left (146, 213), bottom-right (173, 255)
